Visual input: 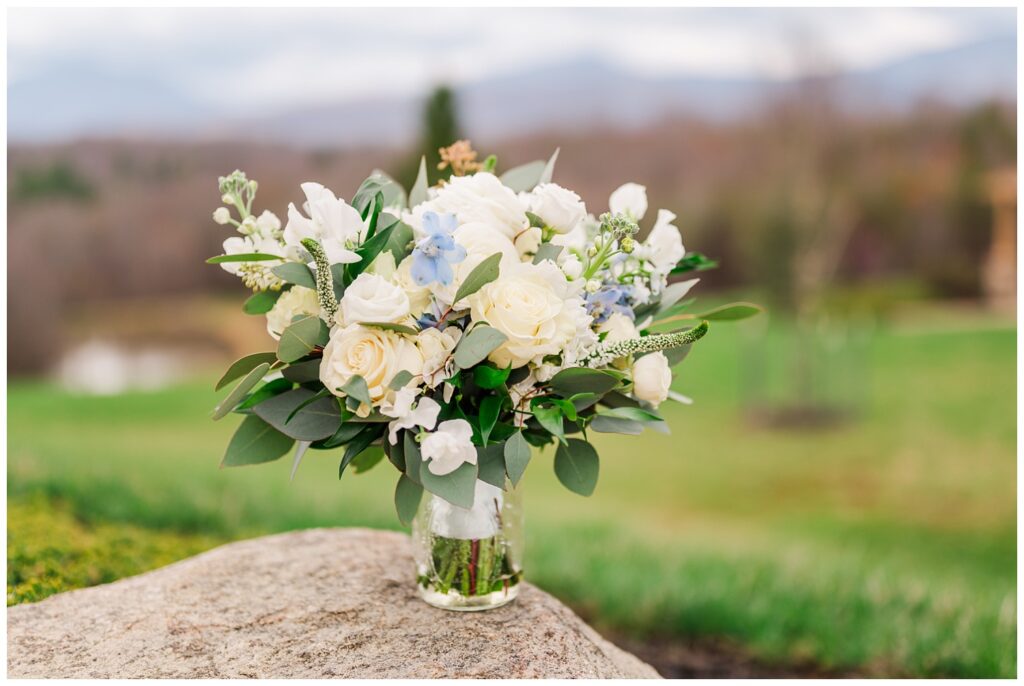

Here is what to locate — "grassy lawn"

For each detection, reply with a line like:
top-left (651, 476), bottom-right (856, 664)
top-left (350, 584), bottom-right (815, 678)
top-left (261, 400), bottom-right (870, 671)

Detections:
top-left (7, 315), bottom-right (1016, 677)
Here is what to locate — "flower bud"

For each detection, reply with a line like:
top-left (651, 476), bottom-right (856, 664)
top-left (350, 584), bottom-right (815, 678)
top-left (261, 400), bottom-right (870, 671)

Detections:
top-left (212, 207), bottom-right (232, 225)
top-left (221, 193), bottom-right (234, 204)
top-left (585, 279), bottom-right (602, 294)
top-left (620, 237), bottom-right (635, 254)
top-left (561, 255), bottom-right (583, 280)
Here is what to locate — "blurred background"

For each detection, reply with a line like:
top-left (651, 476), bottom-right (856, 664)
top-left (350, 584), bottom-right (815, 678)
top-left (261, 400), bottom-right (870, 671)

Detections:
top-left (7, 7), bottom-right (1016, 678)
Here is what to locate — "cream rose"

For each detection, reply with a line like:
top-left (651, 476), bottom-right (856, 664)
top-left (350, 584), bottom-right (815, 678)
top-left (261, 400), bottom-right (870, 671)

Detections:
top-left (394, 256), bottom-right (432, 318)
top-left (527, 183), bottom-right (586, 234)
top-left (632, 351), bottom-right (672, 407)
top-left (338, 272), bottom-right (411, 327)
top-left (468, 261), bottom-right (582, 369)
top-left (320, 324), bottom-right (424, 413)
top-left (265, 286), bottom-right (322, 340)
top-left (418, 172), bottom-right (527, 240)
top-left (429, 222), bottom-right (520, 307)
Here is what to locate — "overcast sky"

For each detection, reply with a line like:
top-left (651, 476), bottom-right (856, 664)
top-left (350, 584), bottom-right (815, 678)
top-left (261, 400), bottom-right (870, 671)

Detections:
top-left (8, 7), bottom-right (1016, 116)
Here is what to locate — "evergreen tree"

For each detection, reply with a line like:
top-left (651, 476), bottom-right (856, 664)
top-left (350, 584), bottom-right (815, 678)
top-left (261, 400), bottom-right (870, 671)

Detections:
top-left (397, 85), bottom-right (462, 189)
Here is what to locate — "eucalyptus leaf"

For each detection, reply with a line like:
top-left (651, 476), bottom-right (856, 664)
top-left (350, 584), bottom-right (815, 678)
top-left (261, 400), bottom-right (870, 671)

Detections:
top-left (539, 147), bottom-right (560, 185)
top-left (532, 243), bottom-right (563, 265)
top-left (477, 443), bottom-right (507, 488)
top-left (403, 431), bottom-right (423, 484)
top-left (597, 406), bottom-right (663, 422)
top-left (238, 377), bottom-right (293, 410)
top-left (243, 290), bottom-right (283, 315)
top-left (419, 459), bottom-right (478, 508)
top-left (281, 358), bottom-right (321, 384)
top-left (409, 156), bottom-right (429, 208)
top-left (500, 160), bottom-right (545, 193)
top-left (272, 262), bottom-right (316, 289)
top-left (453, 252), bottom-right (502, 304)
top-left (548, 367), bottom-right (621, 398)
top-left (656, 278), bottom-right (700, 316)
top-left (277, 315), bottom-right (328, 363)
top-left (206, 253), bottom-right (281, 264)
top-left (554, 438), bottom-right (599, 496)
top-left (385, 436), bottom-right (405, 471)
top-left (503, 430), bottom-right (531, 486)
top-left (252, 388), bottom-right (341, 441)
top-left (394, 474), bottom-right (423, 526)
top-left (531, 403), bottom-right (565, 442)
top-left (389, 370), bottom-right (414, 390)
top-left (212, 362), bottom-right (270, 420)
top-left (318, 421), bottom-right (365, 449)
top-left (453, 325), bottom-right (507, 369)
top-left (590, 415), bottom-right (644, 435)
top-left (221, 415), bottom-right (294, 467)
top-left (360, 321), bottom-right (419, 335)
top-left (338, 425), bottom-right (383, 479)
top-left (339, 375), bottom-right (371, 410)
top-left (351, 446), bottom-right (386, 474)
top-left (289, 441), bottom-right (311, 480)
top-left (216, 352), bottom-right (277, 391)
top-left (664, 343), bottom-right (692, 367)
top-left (384, 220), bottom-right (414, 261)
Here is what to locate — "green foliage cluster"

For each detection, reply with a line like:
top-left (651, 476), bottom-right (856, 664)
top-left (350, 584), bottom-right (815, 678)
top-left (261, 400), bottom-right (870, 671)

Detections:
top-left (12, 161), bottom-right (95, 203)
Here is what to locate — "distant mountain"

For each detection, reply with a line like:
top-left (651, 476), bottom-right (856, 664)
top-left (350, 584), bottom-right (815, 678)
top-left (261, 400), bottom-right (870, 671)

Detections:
top-left (8, 36), bottom-right (1015, 146)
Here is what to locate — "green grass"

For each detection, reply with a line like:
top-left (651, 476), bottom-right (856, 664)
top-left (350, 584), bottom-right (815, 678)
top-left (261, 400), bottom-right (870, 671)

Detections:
top-left (7, 317), bottom-right (1016, 677)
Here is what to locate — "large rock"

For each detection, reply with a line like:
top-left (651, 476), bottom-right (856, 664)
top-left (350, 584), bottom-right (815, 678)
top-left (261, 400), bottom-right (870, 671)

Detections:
top-left (7, 528), bottom-right (658, 678)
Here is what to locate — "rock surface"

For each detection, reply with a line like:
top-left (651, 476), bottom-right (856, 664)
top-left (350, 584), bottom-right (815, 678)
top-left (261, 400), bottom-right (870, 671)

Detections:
top-left (7, 528), bottom-right (658, 678)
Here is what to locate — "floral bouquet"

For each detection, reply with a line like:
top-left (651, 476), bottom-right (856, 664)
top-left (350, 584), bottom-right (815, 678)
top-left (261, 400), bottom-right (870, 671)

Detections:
top-left (209, 142), bottom-right (759, 610)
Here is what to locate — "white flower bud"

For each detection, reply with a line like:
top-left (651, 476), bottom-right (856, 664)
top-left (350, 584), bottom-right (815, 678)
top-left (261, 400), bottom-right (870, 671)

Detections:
top-left (585, 279), bottom-right (602, 294)
top-left (221, 193), bottom-right (234, 204)
top-left (212, 207), bottom-right (232, 225)
top-left (561, 255), bottom-right (583, 280)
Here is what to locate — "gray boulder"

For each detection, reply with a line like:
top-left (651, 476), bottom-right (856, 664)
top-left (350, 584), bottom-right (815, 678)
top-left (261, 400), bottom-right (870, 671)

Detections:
top-left (7, 528), bottom-right (659, 678)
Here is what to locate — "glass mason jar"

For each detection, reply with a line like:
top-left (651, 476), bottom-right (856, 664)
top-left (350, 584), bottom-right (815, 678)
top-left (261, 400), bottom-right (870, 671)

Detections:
top-left (412, 480), bottom-right (523, 611)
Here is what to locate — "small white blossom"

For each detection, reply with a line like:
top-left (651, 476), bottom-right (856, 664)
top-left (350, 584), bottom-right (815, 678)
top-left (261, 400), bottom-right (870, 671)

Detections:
top-left (421, 419), bottom-right (477, 476)
top-left (380, 389), bottom-right (441, 445)
top-left (212, 207), bottom-right (232, 225)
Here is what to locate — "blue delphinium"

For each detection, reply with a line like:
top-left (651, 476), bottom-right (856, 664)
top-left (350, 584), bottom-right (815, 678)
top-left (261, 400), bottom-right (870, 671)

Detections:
top-left (411, 211), bottom-right (466, 286)
top-left (586, 285), bottom-right (634, 324)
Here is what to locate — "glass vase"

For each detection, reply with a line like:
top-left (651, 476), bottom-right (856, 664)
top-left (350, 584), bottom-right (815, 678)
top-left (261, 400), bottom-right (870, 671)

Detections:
top-left (412, 479), bottom-right (523, 611)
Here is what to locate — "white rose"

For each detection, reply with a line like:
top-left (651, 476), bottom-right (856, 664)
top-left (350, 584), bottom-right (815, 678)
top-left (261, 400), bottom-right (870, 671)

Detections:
top-left (632, 351), bottom-right (672, 407)
top-left (417, 326), bottom-right (461, 388)
top-left (421, 419), bottom-right (477, 476)
top-left (609, 182), bottom-right (648, 220)
top-left (431, 222), bottom-right (520, 307)
top-left (415, 172), bottom-right (527, 240)
top-left (283, 182), bottom-right (365, 265)
top-left (338, 272), bottom-right (411, 327)
top-left (265, 286), bottom-right (322, 340)
top-left (513, 226), bottom-right (542, 258)
top-left (597, 312), bottom-right (638, 370)
top-left (320, 324), bottom-right (424, 413)
top-left (561, 254), bottom-right (583, 280)
top-left (367, 250), bottom-right (397, 279)
top-left (394, 256), bottom-right (432, 318)
top-left (645, 209), bottom-right (686, 274)
top-left (468, 261), bottom-right (582, 369)
top-left (528, 183), bottom-right (586, 234)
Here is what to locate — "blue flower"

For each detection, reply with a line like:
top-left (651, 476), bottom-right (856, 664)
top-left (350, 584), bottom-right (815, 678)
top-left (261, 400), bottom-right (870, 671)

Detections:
top-left (586, 285), bottom-right (634, 324)
top-left (410, 211), bottom-right (466, 287)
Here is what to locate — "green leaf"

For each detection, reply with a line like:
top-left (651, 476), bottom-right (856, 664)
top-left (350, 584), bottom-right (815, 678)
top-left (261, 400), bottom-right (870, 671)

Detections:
top-left (277, 315), bottom-right (328, 363)
top-left (394, 474), bottom-right (423, 526)
top-left (473, 363), bottom-right (511, 390)
top-left (548, 367), bottom-right (621, 398)
top-left (503, 431), bottom-right (531, 486)
top-left (453, 325), bottom-right (508, 369)
top-left (345, 224), bottom-right (395, 284)
top-left (389, 370), bottom-right (414, 390)
top-left (403, 431), bottom-right (423, 484)
top-left (500, 160), bottom-right (545, 193)
top-left (206, 253), bottom-right (281, 264)
top-left (478, 395), bottom-right (503, 445)
top-left (281, 358), bottom-right (321, 384)
top-left (352, 175), bottom-right (386, 216)
top-left (338, 425), bottom-right (382, 479)
top-left (452, 252), bottom-right (502, 304)
top-left (285, 388), bottom-right (331, 423)
top-left (238, 377), bottom-right (293, 410)
top-left (655, 278), bottom-right (700, 317)
top-left (697, 302), bottom-right (764, 321)
top-left (664, 344), bottom-right (692, 367)
top-left (481, 154), bottom-right (498, 173)
top-left (419, 460), bottom-right (478, 508)
top-left (597, 406), bottom-right (663, 422)
top-left (289, 441), bottom-right (310, 480)
top-left (532, 403), bottom-right (565, 442)
top-left (271, 262), bottom-right (316, 289)
top-left (477, 443), bottom-right (507, 488)
top-left (671, 251), bottom-right (718, 274)
top-left (251, 388), bottom-right (341, 441)
top-left (243, 290), bottom-right (283, 315)
top-left (221, 415), bottom-right (294, 467)
top-left (360, 321), bottom-right (418, 335)
top-left (339, 375), bottom-right (371, 410)
top-left (212, 362), bottom-right (270, 420)
top-left (216, 352), bottom-right (278, 391)
top-left (554, 438), bottom-right (599, 496)
top-left (318, 421), bottom-right (365, 449)
top-left (409, 156), bottom-right (429, 208)
top-left (539, 147), bottom-right (560, 185)
top-left (351, 446), bottom-right (386, 474)
top-left (532, 243), bottom-right (563, 265)
top-left (384, 220), bottom-right (414, 261)
top-left (590, 415), bottom-right (643, 435)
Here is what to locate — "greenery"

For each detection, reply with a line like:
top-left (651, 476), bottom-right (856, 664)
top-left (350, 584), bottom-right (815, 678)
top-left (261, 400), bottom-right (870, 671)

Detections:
top-left (7, 316), bottom-right (1015, 676)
